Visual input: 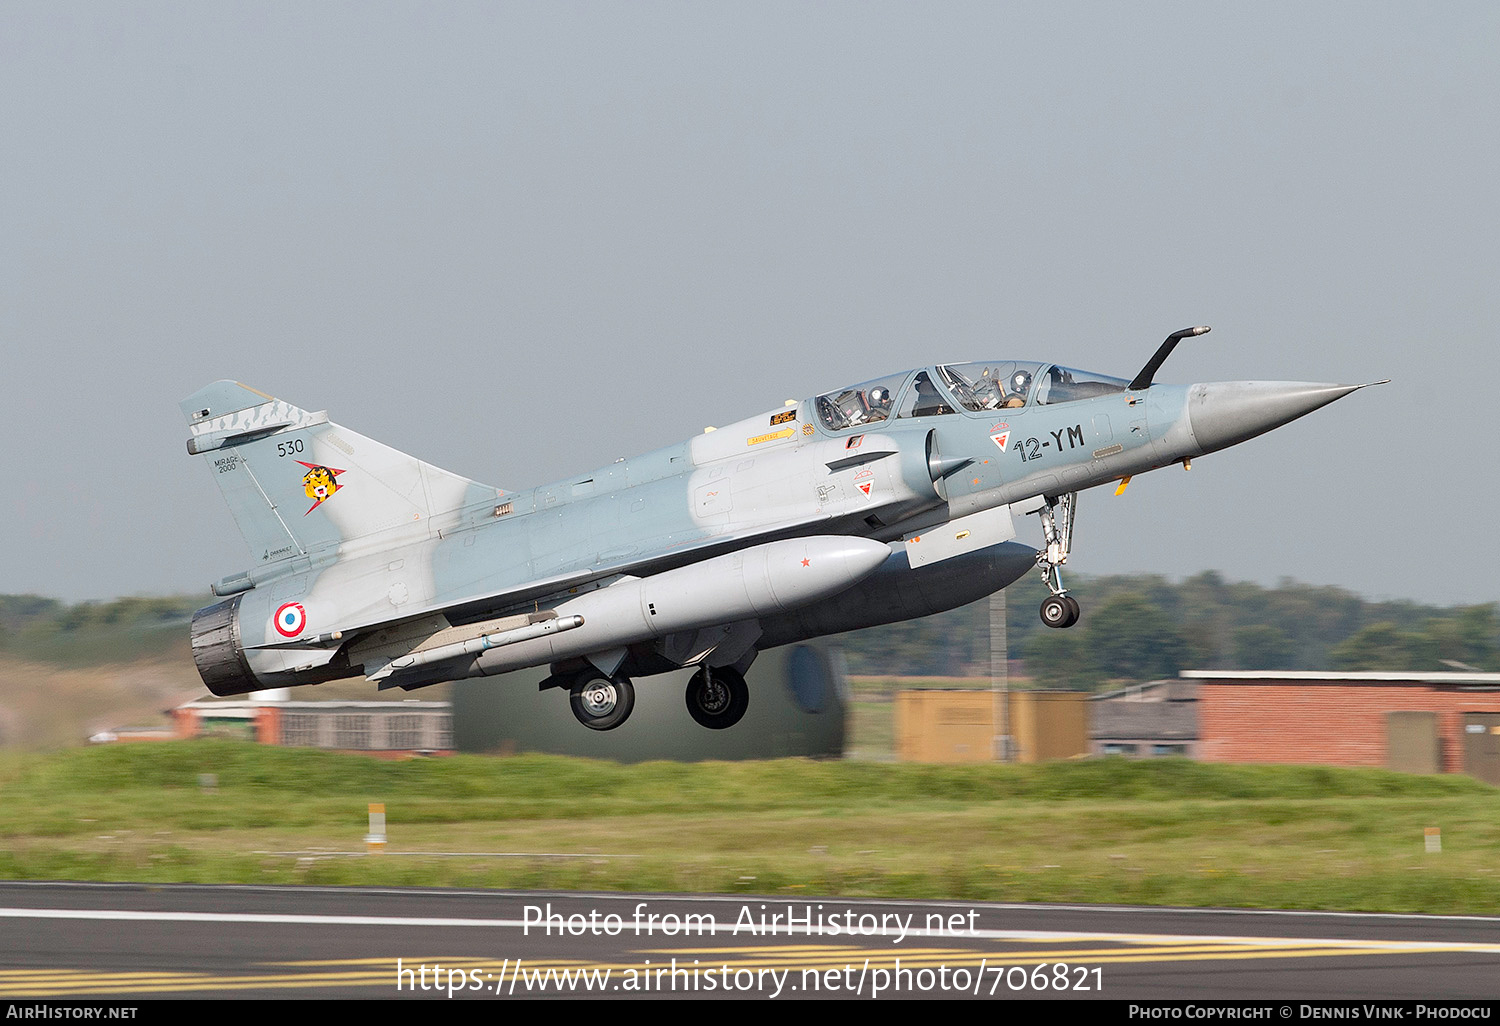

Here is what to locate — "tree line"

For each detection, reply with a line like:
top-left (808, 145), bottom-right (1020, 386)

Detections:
top-left (2, 576), bottom-right (1494, 687)
top-left (836, 571), bottom-right (1497, 687)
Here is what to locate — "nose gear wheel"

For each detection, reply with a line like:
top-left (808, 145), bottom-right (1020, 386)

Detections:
top-left (1040, 594), bottom-right (1080, 629)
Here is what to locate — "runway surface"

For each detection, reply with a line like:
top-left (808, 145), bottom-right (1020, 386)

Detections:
top-left (2, 882), bottom-right (1499, 1000)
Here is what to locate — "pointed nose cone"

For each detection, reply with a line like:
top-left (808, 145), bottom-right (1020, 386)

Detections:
top-left (1187, 381), bottom-right (1376, 455)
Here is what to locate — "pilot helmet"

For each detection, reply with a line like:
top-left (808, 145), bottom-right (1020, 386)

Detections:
top-left (1009, 370), bottom-right (1032, 394)
top-left (869, 387), bottom-right (889, 406)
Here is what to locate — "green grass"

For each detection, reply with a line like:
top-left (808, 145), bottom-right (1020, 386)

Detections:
top-left (1, 741), bottom-right (1497, 912)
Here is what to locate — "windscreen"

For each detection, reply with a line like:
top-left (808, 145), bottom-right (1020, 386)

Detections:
top-left (1032, 366), bottom-right (1129, 405)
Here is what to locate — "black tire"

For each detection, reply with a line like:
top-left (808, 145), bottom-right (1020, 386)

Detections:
top-left (685, 667), bottom-right (750, 729)
top-left (569, 675), bottom-right (635, 731)
top-left (1062, 595), bottom-right (1081, 628)
top-left (1041, 595), bottom-right (1073, 629)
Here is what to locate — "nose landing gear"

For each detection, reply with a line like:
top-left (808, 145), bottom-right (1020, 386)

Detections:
top-left (1034, 491), bottom-right (1080, 628)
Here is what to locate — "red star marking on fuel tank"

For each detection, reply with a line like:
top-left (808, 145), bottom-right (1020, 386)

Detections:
top-left (801, 558), bottom-right (810, 567)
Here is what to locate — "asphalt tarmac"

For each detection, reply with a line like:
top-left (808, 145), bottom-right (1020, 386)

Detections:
top-left (2, 882), bottom-right (1498, 1001)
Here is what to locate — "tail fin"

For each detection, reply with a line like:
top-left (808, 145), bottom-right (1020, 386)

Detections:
top-left (181, 381), bottom-right (504, 566)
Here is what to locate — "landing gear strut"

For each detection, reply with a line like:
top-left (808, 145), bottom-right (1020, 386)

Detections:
top-left (569, 674), bottom-right (635, 731)
top-left (1035, 492), bottom-right (1080, 628)
top-left (685, 666), bottom-right (749, 729)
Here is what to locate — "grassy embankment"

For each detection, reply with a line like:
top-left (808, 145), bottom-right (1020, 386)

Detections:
top-left (1, 740), bottom-right (1496, 913)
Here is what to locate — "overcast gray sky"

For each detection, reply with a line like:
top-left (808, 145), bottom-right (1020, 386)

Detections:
top-left (2, 2), bottom-right (1496, 606)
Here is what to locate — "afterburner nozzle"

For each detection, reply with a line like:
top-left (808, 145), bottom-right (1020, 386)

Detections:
top-left (1187, 380), bottom-right (1379, 455)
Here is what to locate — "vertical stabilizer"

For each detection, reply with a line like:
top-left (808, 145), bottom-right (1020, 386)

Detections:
top-left (181, 381), bottom-right (503, 566)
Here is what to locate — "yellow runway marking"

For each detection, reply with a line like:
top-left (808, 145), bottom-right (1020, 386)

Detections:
top-left (4, 937), bottom-right (1496, 997)
top-left (0, 971), bottom-right (396, 997)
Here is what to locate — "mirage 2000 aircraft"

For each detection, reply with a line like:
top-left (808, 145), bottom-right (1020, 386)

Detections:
top-left (183, 327), bottom-right (1381, 731)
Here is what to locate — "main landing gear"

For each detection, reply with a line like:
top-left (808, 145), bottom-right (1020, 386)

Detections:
top-left (569, 674), bottom-right (635, 731)
top-left (555, 665), bottom-right (750, 731)
top-left (1035, 491), bottom-right (1081, 629)
top-left (685, 666), bottom-right (749, 730)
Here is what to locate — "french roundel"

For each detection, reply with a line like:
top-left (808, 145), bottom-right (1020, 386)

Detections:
top-left (274, 602), bottom-right (307, 638)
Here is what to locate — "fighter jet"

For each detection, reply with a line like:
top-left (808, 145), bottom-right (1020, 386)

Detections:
top-left (183, 327), bottom-right (1380, 731)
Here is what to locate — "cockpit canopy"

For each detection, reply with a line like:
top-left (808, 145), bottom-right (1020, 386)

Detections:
top-left (813, 371), bottom-right (907, 431)
top-left (939, 362), bottom-right (1130, 411)
top-left (814, 363), bottom-right (1129, 430)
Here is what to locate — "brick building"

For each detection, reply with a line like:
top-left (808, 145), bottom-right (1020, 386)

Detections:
top-left (1185, 670), bottom-right (1500, 783)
